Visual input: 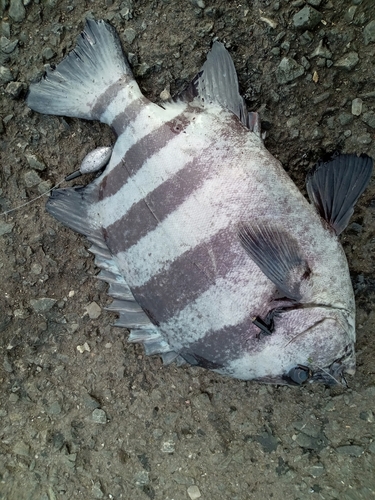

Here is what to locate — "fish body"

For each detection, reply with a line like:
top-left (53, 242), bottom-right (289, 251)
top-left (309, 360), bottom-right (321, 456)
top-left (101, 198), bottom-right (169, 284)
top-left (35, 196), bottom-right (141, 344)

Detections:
top-left (27, 19), bottom-right (373, 385)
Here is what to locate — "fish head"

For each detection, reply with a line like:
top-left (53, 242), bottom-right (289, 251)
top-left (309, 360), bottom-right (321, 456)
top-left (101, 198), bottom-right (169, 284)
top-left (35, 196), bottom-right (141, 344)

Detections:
top-left (271, 305), bottom-right (356, 386)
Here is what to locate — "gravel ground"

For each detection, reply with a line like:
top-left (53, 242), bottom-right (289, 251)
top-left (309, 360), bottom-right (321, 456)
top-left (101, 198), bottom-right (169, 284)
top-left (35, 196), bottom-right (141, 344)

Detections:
top-left (1, 0), bottom-right (375, 499)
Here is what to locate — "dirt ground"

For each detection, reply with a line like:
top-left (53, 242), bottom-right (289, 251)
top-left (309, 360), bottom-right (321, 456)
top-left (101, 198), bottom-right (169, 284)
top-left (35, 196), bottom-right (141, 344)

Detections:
top-left (1, 0), bottom-right (375, 499)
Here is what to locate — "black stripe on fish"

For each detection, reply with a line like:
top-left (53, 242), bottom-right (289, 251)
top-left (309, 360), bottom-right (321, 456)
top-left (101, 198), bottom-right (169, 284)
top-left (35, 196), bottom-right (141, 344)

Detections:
top-left (130, 228), bottom-right (245, 325)
top-left (99, 109), bottom-right (199, 200)
top-left (103, 144), bottom-right (231, 254)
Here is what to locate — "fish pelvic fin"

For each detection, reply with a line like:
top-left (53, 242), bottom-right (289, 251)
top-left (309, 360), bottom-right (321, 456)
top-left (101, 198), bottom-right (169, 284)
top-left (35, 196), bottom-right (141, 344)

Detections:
top-left (306, 152), bottom-right (373, 235)
top-left (238, 222), bottom-right (310, 301)
top-left (27, 19), bottom-right (139, 123)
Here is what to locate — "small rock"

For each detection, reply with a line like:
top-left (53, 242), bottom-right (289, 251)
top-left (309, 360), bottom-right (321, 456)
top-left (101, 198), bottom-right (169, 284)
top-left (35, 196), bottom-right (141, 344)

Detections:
top-left (24, 170), bottom-right (42, 187)
top-left (85, 301), bottom-right (101, 319)
top-left (187, 485), bottom-right (201, 499)
top-left (134, 470), bottom-right (149, 486)
top-left (293, 6), bottom-right (322, 30)
top-left (0, 36), bottom-right (18, 54)
top-left (338, 112), bottom-right (353, 125)
top-left (336, 445), bottom-right (364, 457)
top-left (334, 52), bottom-right (359, 70)
top-left (359, 410), bottom-right (374, 422)
top-left (30, 297), bottom-right (57, 313)
top-left (92, 483), bottom-right (104, 499)
top-left (123, 27), bottom-right (136, 44)
top-left (13, 441), bottom-right (30, 457)
top-left (42, 47), bottom-right (56, 61)
top-left (37, 180), bottom-right (53, 194)
top-left (161, 439), bottom-right (175, 453)
top-left (313, 92), bottom-right (330, 104)
top-left (361, 111), bottom-right (375, 129)
top-left (369, 441), bottom-right (375, 454)
top-left (363, 20), bottom-right (375, 45)
top-left (77, 342), bottom-right (91, 353)
top-left (357, 133), bottom-right (372, 145)
top-left (47, 401), bottom-right (62, 415)
top-left (0, 66), bottom-right (14, 84)
top-left (0, 222), bottom-right (14, 236)
top-left (276, 57), bottom-right (305, 84)
top-left (91, 408), bottom-right (107, 424)
top-left (310, 40), bottom-right (332, 59)
top-left (351, 98), bottom-right (363, 116)
top-left (344, 6), bottom-right (357, 23)
top-left (25, 153), bottom-right (46, 171)
top-left (9, 0), bottom-right (26, 22)
top-left (307, 463), bottom-right (325, 478)
top-left (5, 81), bottom-right (24, 99)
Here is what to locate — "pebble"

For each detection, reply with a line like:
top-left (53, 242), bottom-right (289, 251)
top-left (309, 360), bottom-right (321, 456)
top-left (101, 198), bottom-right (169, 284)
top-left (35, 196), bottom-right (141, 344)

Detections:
top-left (1, 22), bottom-right (10, 38)
top-left (351, 98), bottom-right (362, 116)
top-left (307, 463), bottom-right (325, 478)
top-left (276, 57), bottom-right (305, 84)
top-left (13, 441), bottom-right (30, 457)
top-left (313, 91), bottom-right (330, 104)
top-left (338, 112), bottom-right (353, 124)
top-left (310, 40), bottom-right (332, 59)
top-left (334, 51), bottom-right (359, 70)
top-left (91, 408), bottom-right (107, 424)
top-left (30, 297), bottom-right (57, 313)
top-left (335, 445), bottom-right (364, 457)
top-left (187, 485), bottom-right (201, 499)
top-left (369, 442), bottom-right (375, 454)
top-left (25, 153), bottom-right (46, 171)
top-left (357, 133), bottom-right (372, 144)
top-left (359, 410), bottom-right (374, 422)
top-left (361, 111), bottom-right (375, 129)
top-left (0, 36), bottom-right (18, 54)
top-left (42, 47), bottom-right (56, 61)
top-left (37, 180), bottom-right (52, 194)
top-left (0, 222), bottom-right (14, 236)
top-left (344, 6), bottom-right (357, 23)
top-left (0, 66), bottom-right (14, 84)
top-left (9, 0), bottom-right (26, 22)
top-left (363, 20), bottom-right (375, 45)
top-left (24, 170), bottom-right (42, 188)
top-left (85, 301), bottom-right (102, 319)
top-left (5, 81), bottom-right (24, 99)
top-left (293, 6), bottom-right (322, 30)
top-left (123, 27), bottom-right (136, 44)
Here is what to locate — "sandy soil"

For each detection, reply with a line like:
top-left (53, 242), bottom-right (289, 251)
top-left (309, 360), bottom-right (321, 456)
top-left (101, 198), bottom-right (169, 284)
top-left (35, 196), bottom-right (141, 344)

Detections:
top-left (1, 0), bottom-right (375, 499)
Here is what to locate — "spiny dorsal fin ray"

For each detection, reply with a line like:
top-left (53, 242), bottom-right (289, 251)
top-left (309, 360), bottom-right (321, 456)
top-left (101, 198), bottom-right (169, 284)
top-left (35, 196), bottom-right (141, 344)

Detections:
top-left (46, 185), bottom-right (177, 359)
top-left (238, 222), bottom-right (310, 301)
top-left (306, 153), bottom-right (373, 235)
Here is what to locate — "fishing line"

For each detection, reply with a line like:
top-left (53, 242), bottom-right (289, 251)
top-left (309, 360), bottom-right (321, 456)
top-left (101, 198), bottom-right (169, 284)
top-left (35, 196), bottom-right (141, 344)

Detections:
top-left (0, 179), bottom-right (65, 217)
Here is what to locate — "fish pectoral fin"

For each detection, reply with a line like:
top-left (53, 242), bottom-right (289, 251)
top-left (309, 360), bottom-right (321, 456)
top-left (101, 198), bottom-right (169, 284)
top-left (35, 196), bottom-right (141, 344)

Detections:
top-left (179, 41), bottom-right (250, 130)
top-left (306, 153), bottom-right (373, 235)
top-left (238, 222), bottom-right (310, 301)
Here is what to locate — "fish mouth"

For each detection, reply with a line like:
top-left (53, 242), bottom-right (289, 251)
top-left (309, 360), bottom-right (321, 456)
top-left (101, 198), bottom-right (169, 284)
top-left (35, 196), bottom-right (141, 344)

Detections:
top-left (283, 344), bottom-right (356, 387)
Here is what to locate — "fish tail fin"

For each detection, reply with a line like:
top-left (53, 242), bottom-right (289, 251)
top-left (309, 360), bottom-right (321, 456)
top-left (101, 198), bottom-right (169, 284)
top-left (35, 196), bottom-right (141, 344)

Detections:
top-left (27, 19), bottom-right (139, 123)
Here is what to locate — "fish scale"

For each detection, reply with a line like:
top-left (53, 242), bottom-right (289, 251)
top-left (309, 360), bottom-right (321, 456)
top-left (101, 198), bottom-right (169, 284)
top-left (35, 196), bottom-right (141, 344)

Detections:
top-left (27, 19), bottom-right (373, 385)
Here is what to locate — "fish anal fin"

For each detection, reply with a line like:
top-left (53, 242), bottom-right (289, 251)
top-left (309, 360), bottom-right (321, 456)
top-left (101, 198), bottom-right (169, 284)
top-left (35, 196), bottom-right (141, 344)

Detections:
top-left (306, 153), bottom-right (373, 235)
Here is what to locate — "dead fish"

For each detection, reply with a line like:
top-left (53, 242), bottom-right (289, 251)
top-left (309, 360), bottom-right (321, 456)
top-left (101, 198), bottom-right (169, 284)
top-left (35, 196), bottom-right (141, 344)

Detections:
top-left (27, 19), bottom-right (373, 386)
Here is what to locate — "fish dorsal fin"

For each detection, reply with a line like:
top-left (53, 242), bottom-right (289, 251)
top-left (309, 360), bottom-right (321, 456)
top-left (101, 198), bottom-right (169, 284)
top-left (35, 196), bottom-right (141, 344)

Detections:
top-left (238, 222), bottom-right (310, 301)
top-left (180, 42), bottom-right (248, 127)
top-left (306, 153), bottom-right (373, 235)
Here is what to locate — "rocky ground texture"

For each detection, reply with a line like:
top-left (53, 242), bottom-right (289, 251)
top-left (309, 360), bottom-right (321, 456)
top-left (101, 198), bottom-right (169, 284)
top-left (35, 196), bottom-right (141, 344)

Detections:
top-left (1, 0), bottom-right (375, 499)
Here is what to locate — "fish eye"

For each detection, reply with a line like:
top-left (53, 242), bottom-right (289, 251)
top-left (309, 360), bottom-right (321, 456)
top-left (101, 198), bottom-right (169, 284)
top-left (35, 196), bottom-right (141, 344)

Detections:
top-left (288, 365), bottom-right (310, 385)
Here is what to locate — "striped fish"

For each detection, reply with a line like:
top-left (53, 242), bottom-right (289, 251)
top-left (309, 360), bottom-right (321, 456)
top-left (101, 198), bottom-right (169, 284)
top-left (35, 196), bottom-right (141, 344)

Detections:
top-left (27, 19), bottom-right (373, 385)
